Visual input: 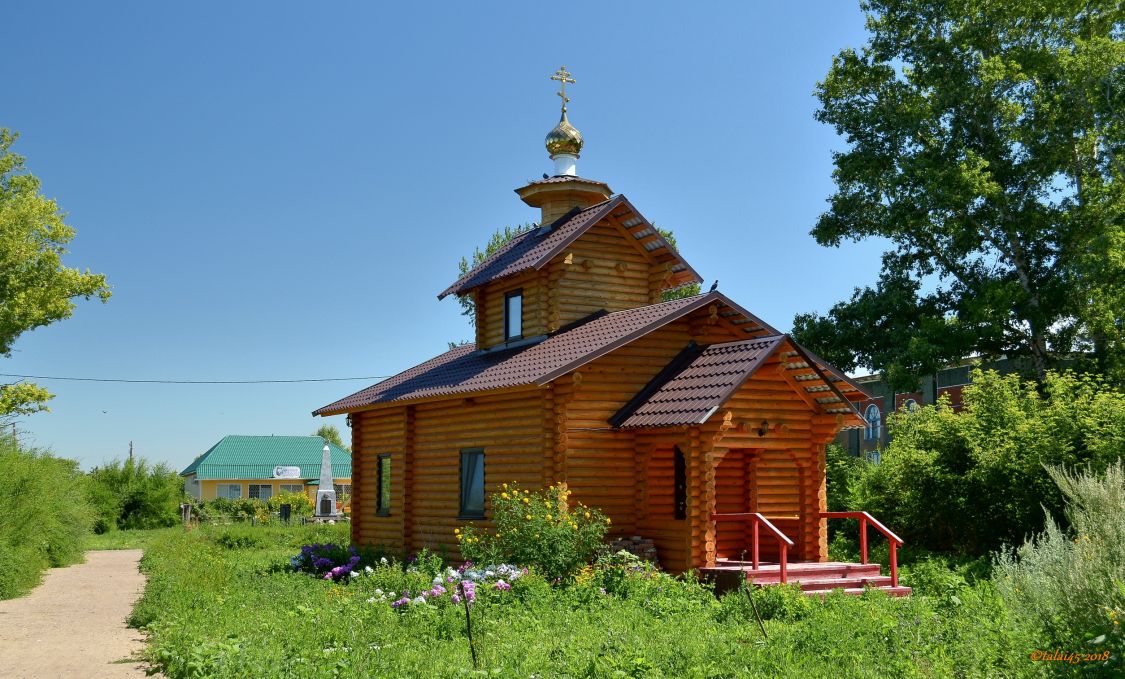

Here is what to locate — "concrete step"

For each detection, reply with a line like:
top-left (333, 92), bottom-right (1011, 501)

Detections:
top-left (795, 575), bottom-right (892, 591)
top-left (802, 585), bottom-right (913, 598)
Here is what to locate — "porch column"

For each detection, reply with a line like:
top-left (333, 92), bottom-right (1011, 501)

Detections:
top-left (686, 427), bottom-right (719, 568)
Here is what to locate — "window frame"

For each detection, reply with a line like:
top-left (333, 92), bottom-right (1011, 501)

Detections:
top-left (216, 483), bottom-right (242, 500)
top-left (673, 446), bottom-right (687, 520)
top-left (458, 448), bottom-right (486, 519)
top-left (248, 483), bottom-right (273, 501)
top-left (376, 454), bottom-right (392, 517)
top-left (864, 404), bottom-right (882, 442)
top-left (504, 289), bottom-right (523, 341)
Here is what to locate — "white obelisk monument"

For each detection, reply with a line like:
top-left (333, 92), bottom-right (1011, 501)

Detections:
top-left (314, 440), bottom-right (337, 517)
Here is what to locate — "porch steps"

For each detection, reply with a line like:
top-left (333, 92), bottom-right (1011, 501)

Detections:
top-left (700, 560), bottom-right (911, 597)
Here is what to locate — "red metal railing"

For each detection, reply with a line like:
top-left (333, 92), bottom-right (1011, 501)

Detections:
top-left (820, 511), bottom-right (904, 587)
top-left (712, 512), bottom-right (796, 583)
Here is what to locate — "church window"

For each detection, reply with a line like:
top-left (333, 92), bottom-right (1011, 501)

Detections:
top-left (505, 290), bottom-right (523, 340)
top-left (459, 449), bottom-right (485, 518)
top-left (864, 404), bottom-right (882, 441)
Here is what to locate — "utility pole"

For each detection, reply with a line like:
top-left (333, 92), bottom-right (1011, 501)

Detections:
top-left (129, 440), bottom-right (134, 463)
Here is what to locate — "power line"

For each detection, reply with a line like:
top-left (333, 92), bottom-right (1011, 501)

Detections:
top-left (0, 373), bottom-right (389, 385)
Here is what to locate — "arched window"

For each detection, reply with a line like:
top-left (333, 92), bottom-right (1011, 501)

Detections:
top-left (902, 398), bottom-right (918, 412)
top-left (864, 404), bottom-right (882, 441)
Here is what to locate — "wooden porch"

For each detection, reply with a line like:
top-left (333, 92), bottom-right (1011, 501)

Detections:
top-left (700, 511), bottom-right (911, 597)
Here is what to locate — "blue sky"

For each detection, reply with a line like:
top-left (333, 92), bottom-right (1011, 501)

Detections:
top-left (5, 1), bottom-right (885, 471)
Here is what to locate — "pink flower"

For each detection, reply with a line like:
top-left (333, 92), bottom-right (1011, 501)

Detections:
top-left (451, 594), bottom-right (461, 604)
top-left (494, 580), bottom-right (511, 591)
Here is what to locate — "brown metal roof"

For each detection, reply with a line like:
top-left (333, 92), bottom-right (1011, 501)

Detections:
top-left (611, 336), bottom-right (786, 428)
top-left (314, 293), bottom-right (730, 416)
top-left (611, 335), bottom-right (863, 429)
top-left (437, 194), bottom-right (702, 299)
top-left (526, 175), bottom-right (611, 187)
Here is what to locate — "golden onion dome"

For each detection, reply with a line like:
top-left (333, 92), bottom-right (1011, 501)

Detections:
top-left (545, 111), bottom-right (583, 158)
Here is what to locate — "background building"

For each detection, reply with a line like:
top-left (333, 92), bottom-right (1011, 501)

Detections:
top-left (181, 435), bottom-right (351, 502)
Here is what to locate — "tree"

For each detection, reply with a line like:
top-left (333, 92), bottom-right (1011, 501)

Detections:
top-left (792, 1), bottom-right (1124, 391)
top-left (454, 224), bottom-right (700, 326)
top-left (315, 424), bottom-right (348, 450)
top-left (1, 129), bottom-right (111, 415)
top-left (86, 457), bottom-right (184, 532)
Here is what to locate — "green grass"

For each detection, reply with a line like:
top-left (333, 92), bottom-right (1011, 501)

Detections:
top-left (129, 525), bottom-right (1042, 678)
top-left (85, 527), bottom-right (182, 551)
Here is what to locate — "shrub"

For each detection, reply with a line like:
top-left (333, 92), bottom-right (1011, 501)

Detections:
top-left (849, 370), bottom-right (1125, 555)
top-left (457, 482), bottom-right (608, 582)
top-left (211, 525), bottom-right (269, 550)
top-left (994, 460), bottom-right (1125, 673)
top-left (0, 435), bottom-right (92, 599)
top-left (86, 457), bottom-right (184, 532)
top-left (267, 490), bottom-right (312, 517)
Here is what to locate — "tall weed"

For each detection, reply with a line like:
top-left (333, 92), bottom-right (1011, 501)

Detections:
top-left (995, 460), bottom-right (1125, 675)
top-left (0, 435), bottom-right (92, 599)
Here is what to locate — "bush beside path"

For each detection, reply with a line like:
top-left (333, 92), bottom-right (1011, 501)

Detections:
top-left (0, 550), bottom-right (152, 678)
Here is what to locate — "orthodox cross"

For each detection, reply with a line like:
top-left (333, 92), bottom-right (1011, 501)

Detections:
top-left (551, 66), bottom-right (576, 113)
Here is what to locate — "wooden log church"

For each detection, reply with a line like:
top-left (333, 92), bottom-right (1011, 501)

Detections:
top-left (315, 68), bottom-right (908, 595)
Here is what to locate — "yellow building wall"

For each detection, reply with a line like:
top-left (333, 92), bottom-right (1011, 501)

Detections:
top-left (197, 478), bottom-right (352, 501)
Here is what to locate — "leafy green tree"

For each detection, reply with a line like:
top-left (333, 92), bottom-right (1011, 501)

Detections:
top-left (848, 369), bottom-right (1125, 555)
top-left (0, 129), bottom-right (111, 415)
top-left (793, 1), bottom-right (1124, 390)
top-left (315, 424), bottom-right (348, 450)
top-left (87, 457), bottom-right (184, 532)
top-left (455, 224), bottom-right (700, 326)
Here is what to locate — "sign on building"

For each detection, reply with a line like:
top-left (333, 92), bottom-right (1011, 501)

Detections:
top-left (272, 465), bottom-right (302, 479)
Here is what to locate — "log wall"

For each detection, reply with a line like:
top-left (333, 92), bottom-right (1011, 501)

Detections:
top-left (549, 222), bottom-right (660, 329)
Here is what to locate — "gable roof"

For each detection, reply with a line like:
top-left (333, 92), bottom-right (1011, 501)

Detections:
top-left (437, 195), bottom-right (702, 299)
top-left (611, 336), bottom-right (862, 428)
top-left (611, 336), bottom-right (785, 428)
top-left (180, 435), bottom-right (351, 480)
top-left (314, 291), bottom-right (869, 417)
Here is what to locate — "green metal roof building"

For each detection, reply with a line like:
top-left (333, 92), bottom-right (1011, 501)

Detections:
top-left (181, 435), bottom-right (351, 501)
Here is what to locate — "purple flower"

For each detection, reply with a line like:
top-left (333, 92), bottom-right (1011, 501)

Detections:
top-left (460, 581), bottom-right (476, 603)
top-left (391, 597), bottom-right (410, 608)
top-left (451, 594), bottom-right (461, 604)
top-left (494, 580), bottom-right (511, 591)
top-left (431, 584), bottom-right (446, 595)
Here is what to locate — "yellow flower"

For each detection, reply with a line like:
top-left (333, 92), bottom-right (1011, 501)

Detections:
top-left (522, 497), bottom-right (530, 504)
top-left (501, 492), bottom-right (509, 499)
top-left (605, 517), bottom-right (612, 525)
top-left (454, 527), bottom-right (461, 534)
top-left (546, 514), bottom-right (553, 521)
top-left (502, 483), bottom-right (509, 490)
top-left (524, 489), bottom-right (529, 495)
top-left (526, 515), bottom-right (532, 520)
top-left (570, 523), bottom-right (578, 529)
top-left (584, 512), bottom-right (591, 518)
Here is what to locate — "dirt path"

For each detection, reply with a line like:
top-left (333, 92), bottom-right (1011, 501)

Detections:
top-left (0, 550), bottom-right (152, 678)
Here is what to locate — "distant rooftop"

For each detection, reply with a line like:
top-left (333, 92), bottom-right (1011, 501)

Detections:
top-left (180, 435), bottom-right (350, 480)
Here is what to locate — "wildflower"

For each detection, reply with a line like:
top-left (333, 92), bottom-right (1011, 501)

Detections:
top-left (460, 580), bottom-right (477, 603)
top-left (501, 493), bottom-right (509, 499)
top-left (546, 514), bottom-right (552, 521)
top-left (522, 497), bottom-right (529, 504)
top-left (364, 565), bottom-right (374, 574)
top-left (584, 512), bottom-right (591, 519)
top-left (605, 517), bottom-right (612, 525)
top-left (495, 580), bottom-right (511, 591)
top-left (526, 514), bottom-right (532, 520)
top-left (380, 557), bottom-right (388, 565)
top-left (374, 589), bottom-right (384, 596)
top-left (391, 597), bottom-right (410, 608)
top-left (451, 594), bottom-right (461, 604)
top-left (502, 483), bottom-right (508, 490)
top-left (349, 571), bottom-right (360, 578)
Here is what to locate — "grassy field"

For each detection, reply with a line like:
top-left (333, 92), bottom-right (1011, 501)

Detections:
top-left (125, 524), bottom-right (1040, 678)
top-left (86, 527), bottom-right (182, 551)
